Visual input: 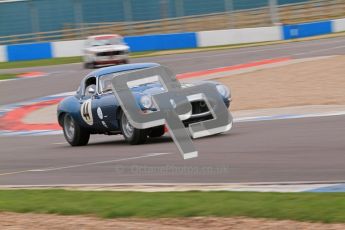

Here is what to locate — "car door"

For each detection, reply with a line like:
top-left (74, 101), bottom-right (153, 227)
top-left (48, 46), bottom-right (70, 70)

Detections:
top-left (79, 75), bottom-right (102, 130)
top-left (91, 92), bottom-right (119, 131)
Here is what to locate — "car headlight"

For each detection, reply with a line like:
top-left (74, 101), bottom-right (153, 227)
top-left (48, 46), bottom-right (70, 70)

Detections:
top-left (140, 95), bottom-right (153, 109)
top-left (216, 84), bottom-right (230, 98)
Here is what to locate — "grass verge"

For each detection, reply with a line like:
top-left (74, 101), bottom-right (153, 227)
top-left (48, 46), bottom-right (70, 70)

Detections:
top-left (0, 52), bottom-right (153, 69)
top-left (0, 73), bottom-right (18, 80)
top-left (0, 56), bottom-right (82, 69)
top-left (0, 190), bottom-right (344, 222)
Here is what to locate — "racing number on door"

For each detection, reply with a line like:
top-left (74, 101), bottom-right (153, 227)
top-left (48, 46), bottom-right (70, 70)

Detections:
top-left (81, 99), bottom-right (93, 125)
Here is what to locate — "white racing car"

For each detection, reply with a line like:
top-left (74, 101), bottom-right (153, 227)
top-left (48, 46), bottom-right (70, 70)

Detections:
top-left (83, 34), bottom-right (130, 69)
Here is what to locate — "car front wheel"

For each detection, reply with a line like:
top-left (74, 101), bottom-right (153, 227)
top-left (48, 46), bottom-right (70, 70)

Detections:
top-left (84, 62), bottom-right (95, 69)
top-left (63, 114), bottom-right (90, 146)
top-left (148, 126), bottom-right (165, 138)
top-left (119, 111), bottom-right (147, 145)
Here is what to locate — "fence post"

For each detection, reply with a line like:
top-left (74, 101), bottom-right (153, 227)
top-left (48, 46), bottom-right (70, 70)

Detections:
top-left (224, 0), bottom-right (235, 28)
top-left (269, 0), bottom-right (280, 25)
top-left (73, 0), bottom-right (84, 39)
top-left (160, 0), bottom-right (169, 33)
top-left (175, 0), bottom-right (184, 31)
top-left (29, 0), bottom-right (40, 41)
top-left (123, 0), bottom-right (133, 35)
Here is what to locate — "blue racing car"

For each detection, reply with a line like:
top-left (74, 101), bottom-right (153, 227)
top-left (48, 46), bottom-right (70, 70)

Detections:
top-left (57, 63), bottom-right (231, 146)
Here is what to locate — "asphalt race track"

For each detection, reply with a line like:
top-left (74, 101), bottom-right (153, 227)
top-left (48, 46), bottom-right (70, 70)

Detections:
top-left (1, 115), bottom-right (345, 185)
top-left (0, 37), bottom-right (345, 185)
top-left (3, 36), bottom-right (345, 104)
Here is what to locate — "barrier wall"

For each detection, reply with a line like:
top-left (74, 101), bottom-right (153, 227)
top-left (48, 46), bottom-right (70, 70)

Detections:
top-left (52, 40), bottom-right (85, 57)
top-left (197, 26), bottom-right (282, 47)
top-left (282, 21), bottom-right (332, 39)
top-left (333, 18), bottom-right (345, 32)
top-left (0, 46), bottom-right (6, 62)
top-left (124, 32), bottom-right (197, 52)
top-left (52, 33), bottom-right (198, 56)
top-left (6, 42), bottom-right (52, 61)
top-left (1, 18), bottom-right (345, 62)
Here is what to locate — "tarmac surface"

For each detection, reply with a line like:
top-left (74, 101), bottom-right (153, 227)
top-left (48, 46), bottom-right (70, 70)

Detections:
top-left (2, 36), bottom-right (345, 104)
top-left (0, 115), bottom-right (344, 185)
top-left (0, 36), bottom-right (345, 185)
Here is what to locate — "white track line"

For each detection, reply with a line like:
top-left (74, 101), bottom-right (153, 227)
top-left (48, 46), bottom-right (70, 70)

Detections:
top-left (0, 152), bottom-right (172, 177)
top-left (52, 142), bottom-right (67, 145)
top-left (0, 181), bottom-right (344, 192)
top-left (2, 109), bottom-right (345, 137)
top-left (0, 79), bottom-right (16, 83)
top-left (233, 111), bottom-right (345, 123)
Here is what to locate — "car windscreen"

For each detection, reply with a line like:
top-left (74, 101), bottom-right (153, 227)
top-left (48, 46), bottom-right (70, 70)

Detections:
top-left (91, 36), bottom-right (123, 46)
top-left (99, 71), bottom-right (136, 94)
top-left (99, 73), bottom-right (114, 94)
top-left (99, 70), bottom-right (160, 94)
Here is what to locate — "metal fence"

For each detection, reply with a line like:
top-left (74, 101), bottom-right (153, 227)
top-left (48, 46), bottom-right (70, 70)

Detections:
top-left (0, 0), bottom-right (344, 45)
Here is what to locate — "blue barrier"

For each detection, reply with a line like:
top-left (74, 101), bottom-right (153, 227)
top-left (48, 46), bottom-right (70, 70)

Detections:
top-left (124, 32), bottom-right (197, 52)
top-left (283, 21), bottom-right (332, 39)
top-left (6, 42), bottom-right (52, 61)
top-left (1, 19), bottom-right (341, 62)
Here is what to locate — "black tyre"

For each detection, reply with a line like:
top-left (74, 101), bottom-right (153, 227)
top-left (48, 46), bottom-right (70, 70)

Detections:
top-left (119, 111), bottom-right (147, 145)
top-left (148, 126), bottom-right (165, 138)
top-left (84, 62), bottom-right (95, 69)
top-left (62, 114), bottom-right (90, 146)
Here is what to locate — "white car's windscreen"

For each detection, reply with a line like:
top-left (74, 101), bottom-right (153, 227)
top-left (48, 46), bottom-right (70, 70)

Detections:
top-left (91, 37), bottom-right (123, 46)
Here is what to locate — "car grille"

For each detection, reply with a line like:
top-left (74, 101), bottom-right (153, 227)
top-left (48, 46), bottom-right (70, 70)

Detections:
top-left (190, 100), bottom-right (210, 117)
top-left (183, 99), bottom-right (230, 126)
top-left (97, 51), bottom-right (125, 56)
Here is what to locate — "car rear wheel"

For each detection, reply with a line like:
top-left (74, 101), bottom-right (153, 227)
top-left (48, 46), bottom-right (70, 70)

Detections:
top-left (148, 126), bottom-right (165, 138)
top-left (119, 111), bottom-right (147, 145)
top-left (63, 114), bottom-right (90, 146)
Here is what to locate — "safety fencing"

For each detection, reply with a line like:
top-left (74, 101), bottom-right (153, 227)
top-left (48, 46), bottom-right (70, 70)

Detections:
top-left (0, 18), bottom-right (345, 62)
top-left (2, 0), bottom-right (345, 44)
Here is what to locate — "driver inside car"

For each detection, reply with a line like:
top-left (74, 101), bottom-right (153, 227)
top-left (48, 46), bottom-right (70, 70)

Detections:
top-left (85, 84), bottom-right (96, 97)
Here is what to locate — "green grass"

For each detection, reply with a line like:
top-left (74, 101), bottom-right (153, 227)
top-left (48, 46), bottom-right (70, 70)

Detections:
top-left (0, 53), bottom-right (153, 69)
top-left (0, 73), bottom-right (18, 80)
top-left (0, 56), bottom-right (82, 69)
top-left (0, 190), bottom-right (344, 222)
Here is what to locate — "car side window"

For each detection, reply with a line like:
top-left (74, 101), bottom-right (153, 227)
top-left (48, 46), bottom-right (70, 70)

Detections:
top-left (84, 76), bottom-right (97, 97)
